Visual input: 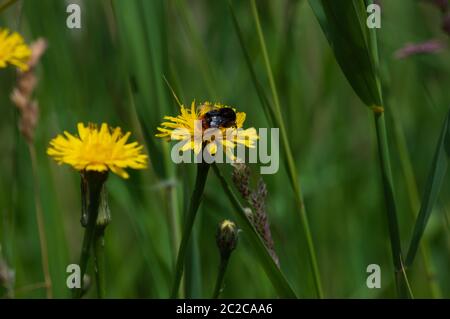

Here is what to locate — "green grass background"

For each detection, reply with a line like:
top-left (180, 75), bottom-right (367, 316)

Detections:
top-left (0, 0), bottom-right (449, 298)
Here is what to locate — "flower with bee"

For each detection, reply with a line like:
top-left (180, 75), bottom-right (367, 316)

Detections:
top-left (156, 101), bottom-right (259, 162)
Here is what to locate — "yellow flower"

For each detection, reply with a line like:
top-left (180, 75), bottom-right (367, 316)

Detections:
top-left (47, 123), bottom-right (148, 179)
top-left (0, 28), bottom-right (31, 71)
top-left (156, 101), bottom-right (259, 161)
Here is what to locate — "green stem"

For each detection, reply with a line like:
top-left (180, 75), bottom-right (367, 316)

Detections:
top-left (365, 4), bottom-right (412, 298)
top-left (93, 228), bottom-right (106, 299)
top-left (250, 0), bottom-right (323, 298)
top-left (28, 144), bottom-right (52, 298)
top-left (94, 182), bottom-right (110, 299)
top-left (373, 111), bottom-right (410, 298)
top-left (400, 258), bottom-right (415, 299)
top-left (75, 207), bottom-right (99, 298)
top-left (74, 173), bottom-right (106, 299)
top-left (170, 162), bottom-right (210, 298)
top-left (212, 256), bottom-right (229, 299)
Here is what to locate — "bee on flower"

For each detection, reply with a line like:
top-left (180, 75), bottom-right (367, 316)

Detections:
top-left (156, 101), bottom-right (259, 162)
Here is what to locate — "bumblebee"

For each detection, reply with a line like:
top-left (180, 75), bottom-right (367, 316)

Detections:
top-left (201, 107), bottom-right (237, 129)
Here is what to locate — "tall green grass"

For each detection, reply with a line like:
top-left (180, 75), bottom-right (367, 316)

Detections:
top-left (309, 0), bottom-right (450, 298)
top-left (0, 0), bottom-right (449, 298)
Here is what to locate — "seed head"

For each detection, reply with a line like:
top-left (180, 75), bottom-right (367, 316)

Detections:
top-left (232, 163), bottom-right (251, 200)
top-left (10, 38), bottom-right (47, 143)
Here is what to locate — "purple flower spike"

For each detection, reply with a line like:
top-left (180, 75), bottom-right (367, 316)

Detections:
top-left (394, 39), bottom-right (446, 59)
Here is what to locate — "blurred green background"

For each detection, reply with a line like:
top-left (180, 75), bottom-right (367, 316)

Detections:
top-left (0, 0), bottom-right (449, 298)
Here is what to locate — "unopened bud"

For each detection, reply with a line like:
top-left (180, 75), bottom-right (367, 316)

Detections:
top-left (96, 184), bottom-right (111, 229)
top-left (216, 220), bottom-right (239, 259)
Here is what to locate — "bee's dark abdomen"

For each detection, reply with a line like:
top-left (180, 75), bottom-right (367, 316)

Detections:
top-left (203, 107), bottom-right (237, 129)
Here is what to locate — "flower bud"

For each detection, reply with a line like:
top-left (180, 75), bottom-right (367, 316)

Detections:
top-left (96, 184), bottom-right (111, 229)
top-left (216, 220), bottom-right (239, 259)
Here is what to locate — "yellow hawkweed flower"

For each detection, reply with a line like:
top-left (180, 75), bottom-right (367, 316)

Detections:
top-left (156, 101), bottom-right (259, 161)
top-left (0, 28), bottom-right (31, 71)
top-left (47, 123), bottom-right (148, 179)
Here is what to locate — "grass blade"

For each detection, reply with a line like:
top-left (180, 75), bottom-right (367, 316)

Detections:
top-left (308, 0), bottom-right (382, 107)
top-left (171, 0), bottom-right (218, 99)
top-left (112, 0), bottom-right (170, 177)
top-left (212, 164), bottom-right (297, 298)
top-left (406, 111), bottom-right (450, 266)
top-left (112, 0), bottom-right (182, 286)
top-left (373, 111), bottom-right (406, 296)
top-left (230, 0), bottom-right (323, 298)
top-left (308, 0), bottom-right (409, 296)
top-left (28, 144), bottom-right (52, 298)
top-left (387, 83), bottom-right (442, 296)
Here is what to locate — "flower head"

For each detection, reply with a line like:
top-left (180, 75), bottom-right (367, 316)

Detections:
top-left (156, 101), bottom-right (258, 161)
top-left (47, 123), bottom-right (148, 179)
top-left (0, 28), bottom-right (31, 71)
top-left (394, 39), bottom-right (445, 59)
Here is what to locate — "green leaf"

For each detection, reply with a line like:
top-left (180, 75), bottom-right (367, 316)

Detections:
top-left (406, 111), bottom-right (450, 266)
top-left (308, 0), bottom-right (382, 107)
